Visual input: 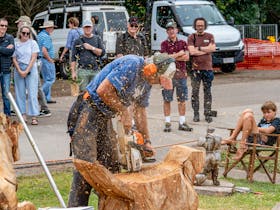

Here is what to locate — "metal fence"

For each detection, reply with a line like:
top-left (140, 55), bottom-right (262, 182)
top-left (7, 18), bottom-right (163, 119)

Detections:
top-left (235, 24), bottom-right (278, 41)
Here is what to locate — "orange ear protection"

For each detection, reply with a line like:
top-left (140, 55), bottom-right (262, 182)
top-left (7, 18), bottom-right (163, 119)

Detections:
top-left (143, 63), bottom-right (158, 76)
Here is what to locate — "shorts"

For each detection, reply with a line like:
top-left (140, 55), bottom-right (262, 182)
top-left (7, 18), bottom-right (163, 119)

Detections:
top-left (247, 134), bottom-right (266, 145)
top-left (162, 78), bottom-right (188, 102)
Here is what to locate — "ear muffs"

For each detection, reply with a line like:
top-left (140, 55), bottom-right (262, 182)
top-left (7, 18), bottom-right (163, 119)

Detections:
top-left (143, 63), bottom-right (158, 76)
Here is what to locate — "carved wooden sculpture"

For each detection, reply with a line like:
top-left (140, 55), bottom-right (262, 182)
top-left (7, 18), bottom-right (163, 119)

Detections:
top-left (0, 113), bottom-right (36, 210)
top-left (74, 145), bottom-right (205, 210)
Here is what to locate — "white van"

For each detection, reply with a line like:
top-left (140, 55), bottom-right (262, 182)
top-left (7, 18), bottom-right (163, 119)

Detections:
top-left (32, 0), bottom-right (129, 78)
top-left (150, 0), bottom-right (244, 72)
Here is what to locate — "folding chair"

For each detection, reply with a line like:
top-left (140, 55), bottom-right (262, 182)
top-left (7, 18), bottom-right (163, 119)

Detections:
top-left (223, 129), bottom-right (280, 184)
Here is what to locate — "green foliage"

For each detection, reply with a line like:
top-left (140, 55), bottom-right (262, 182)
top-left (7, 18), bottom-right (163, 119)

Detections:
top-left (214, 0), bottom-right (280, 24)
top-left (125, 0), bottom-right (147, 21)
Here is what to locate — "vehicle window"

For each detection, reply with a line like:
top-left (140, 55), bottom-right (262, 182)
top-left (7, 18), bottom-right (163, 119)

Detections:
top-left (91, 12), bottom-right (105, 33)
top-left (67, 11), bottom-right (82, 28)
top-left (156, 6), bottom-right (176, 28)
top-left (32, 18), bottom-right (45, 33)
top-left (49, 13), bottom-right (64, 29)
top-left (174, 4), bottom-right (226, 26)
top-left (105, 12), bottom-right (127, 31)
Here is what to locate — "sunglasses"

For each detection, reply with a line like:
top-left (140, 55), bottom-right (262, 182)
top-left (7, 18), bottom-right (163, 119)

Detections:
top-left (130, 24), bottom-right (138, 28)
top-left (21, 31), bottom-right (30, 36)
top-left (0, 24), bottom-right (8, 28)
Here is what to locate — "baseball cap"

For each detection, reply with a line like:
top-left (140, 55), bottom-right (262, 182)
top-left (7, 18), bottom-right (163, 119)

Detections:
top-left (128, 16), bottom-right (139, 25)
top-left (166, 20), bottom-right (177, 29)
top-left (15, 16), bottom-right (31, 25)
top-left (82, 20), bottom-right (93, 27)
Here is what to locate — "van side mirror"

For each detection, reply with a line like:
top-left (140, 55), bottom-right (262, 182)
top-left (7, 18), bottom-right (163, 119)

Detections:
top-left (227, 17), bottom-right (234, 26)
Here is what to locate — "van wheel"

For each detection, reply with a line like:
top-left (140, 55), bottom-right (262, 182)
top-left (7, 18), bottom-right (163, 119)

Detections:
top-left (221, 64), bottom-right (236, 73)
top-left (56, 61), bottom-right (70, 80)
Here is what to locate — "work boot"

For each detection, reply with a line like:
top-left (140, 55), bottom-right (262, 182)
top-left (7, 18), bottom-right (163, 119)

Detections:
top-left (205, 115), bottom-right (213, 123)
top-left (164, 122), bottom-right (171, 132)
top-left (178, 122), bottom-right (193, 132)
top-left (193, 112), bottom-right (200, 122)
top-left (209, 110), bottom-right (218, 117)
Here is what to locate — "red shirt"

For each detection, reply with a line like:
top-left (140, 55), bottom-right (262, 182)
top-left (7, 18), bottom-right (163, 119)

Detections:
top-left (188, 32), bottom-right (215, 70)
top-left (160, 38), bottom-right (188, 79)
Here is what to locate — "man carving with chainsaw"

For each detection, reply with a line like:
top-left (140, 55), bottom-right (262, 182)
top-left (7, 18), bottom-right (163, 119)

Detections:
top-left (67, 52), bottom-right (176, 207)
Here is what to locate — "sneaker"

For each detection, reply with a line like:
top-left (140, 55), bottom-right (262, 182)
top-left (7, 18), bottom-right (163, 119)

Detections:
top-left (11, 110), bottom-right (16, 116)
top-left (193, 113), bottom-right (200, 122)
top-left (39, 110), bottom-right (52, 117)
top-left (163, 122), bottom-right (171, 132)
top-left (178, 123), bottom-right (193, 131)
top-left (205, 115), bottom-right (213, 123)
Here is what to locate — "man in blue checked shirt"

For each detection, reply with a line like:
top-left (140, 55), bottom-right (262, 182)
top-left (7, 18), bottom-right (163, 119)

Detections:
top-left (37, 20), bottom-right (57, 104)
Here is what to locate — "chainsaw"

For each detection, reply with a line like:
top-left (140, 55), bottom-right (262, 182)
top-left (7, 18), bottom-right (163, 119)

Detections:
top-left (116, 121), bottom-right (154, 172)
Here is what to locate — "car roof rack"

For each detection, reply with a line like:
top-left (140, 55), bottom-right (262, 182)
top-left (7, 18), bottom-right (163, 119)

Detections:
top-left (49, 0), bottom-right (125, 8)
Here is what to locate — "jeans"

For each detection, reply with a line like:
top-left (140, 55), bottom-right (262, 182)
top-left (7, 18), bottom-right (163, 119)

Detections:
top-left (190, 70), bottom-right (214, 116)
top-left (14, 63), bottom-right (39, 116)
top-left (67, 100), bottom-right (119, 207)
top-left (0, 72), bottom-right (11, 115)
top-left (41, 58), bottom-right (56, 102)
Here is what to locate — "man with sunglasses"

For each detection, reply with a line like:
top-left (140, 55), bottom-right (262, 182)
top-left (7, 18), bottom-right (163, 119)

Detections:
top-left (116, 16), bottom-right (148, 58)
top-left (0, 17), bottom-right (15, 116)
top-left (115, 16), bottom-right (151, 151)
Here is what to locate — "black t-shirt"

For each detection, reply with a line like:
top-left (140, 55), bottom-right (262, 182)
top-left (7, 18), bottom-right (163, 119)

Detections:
top-left (258, 117), bottom-right (280, 145)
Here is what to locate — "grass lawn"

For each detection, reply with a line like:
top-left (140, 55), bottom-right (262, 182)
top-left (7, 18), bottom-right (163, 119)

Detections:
top-left (17, 170), bottom-right (279, 209)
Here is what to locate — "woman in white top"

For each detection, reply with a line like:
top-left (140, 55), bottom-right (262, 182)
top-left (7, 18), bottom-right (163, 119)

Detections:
top-left (12, 24), bottom-right (40, 125)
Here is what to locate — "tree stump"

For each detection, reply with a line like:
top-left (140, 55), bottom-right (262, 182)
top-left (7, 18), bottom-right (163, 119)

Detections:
top-left (74, 145), bottom-right (205, 210)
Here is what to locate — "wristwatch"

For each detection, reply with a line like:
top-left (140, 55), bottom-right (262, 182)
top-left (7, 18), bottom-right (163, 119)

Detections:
top-left (198, 46), bottom-right (201, 51)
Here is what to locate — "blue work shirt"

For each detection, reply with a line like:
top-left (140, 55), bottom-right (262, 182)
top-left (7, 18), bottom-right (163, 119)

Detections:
top-left (86, 55), bottom-right (150, 118)
top-left (37, 30), bottom-right (55, 59)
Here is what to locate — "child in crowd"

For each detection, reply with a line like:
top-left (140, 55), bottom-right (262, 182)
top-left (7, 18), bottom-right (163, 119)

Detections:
top-left (222, 101), bottom-right (280, 160)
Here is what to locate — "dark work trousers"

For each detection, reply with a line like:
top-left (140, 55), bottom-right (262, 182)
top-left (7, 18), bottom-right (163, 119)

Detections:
top-left (67, 99), bottom-right (119, 207)
top-left (189, 70), bottom-right (214, 116)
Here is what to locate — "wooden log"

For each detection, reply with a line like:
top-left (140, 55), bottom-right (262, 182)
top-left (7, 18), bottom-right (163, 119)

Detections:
top-left (74, 145), bottom-right (205, 210)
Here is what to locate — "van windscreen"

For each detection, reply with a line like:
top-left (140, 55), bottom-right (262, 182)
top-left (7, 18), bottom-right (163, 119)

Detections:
top-left (174, 4), bottom-right (226, 27)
